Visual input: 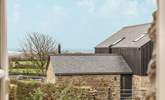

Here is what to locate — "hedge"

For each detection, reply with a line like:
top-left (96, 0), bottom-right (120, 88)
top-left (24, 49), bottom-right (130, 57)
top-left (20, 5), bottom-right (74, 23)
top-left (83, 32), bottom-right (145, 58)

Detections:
top-left (10, 80), bottom-right (94, 100)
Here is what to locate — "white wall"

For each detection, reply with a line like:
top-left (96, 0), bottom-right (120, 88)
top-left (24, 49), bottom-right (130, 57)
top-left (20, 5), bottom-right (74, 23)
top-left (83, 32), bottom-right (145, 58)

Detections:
top-left (0, 0), bottom-right (9, 100)
top-left (157, 0), bottom-right (165, 100)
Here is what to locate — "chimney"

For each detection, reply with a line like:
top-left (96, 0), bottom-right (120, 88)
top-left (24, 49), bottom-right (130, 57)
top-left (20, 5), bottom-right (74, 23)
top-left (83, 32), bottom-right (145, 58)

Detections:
top-left (58, 44), bottom-right (61, 54)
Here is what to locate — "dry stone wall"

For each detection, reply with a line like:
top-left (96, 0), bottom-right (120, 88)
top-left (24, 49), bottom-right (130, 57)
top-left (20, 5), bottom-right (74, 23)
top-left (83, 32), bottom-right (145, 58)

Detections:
top-left (145, 11), bottom-right (157, 100)
top-left (56, 75), bottom-right (121, 100)
top-left (132, 75), bottom-right (151, 98)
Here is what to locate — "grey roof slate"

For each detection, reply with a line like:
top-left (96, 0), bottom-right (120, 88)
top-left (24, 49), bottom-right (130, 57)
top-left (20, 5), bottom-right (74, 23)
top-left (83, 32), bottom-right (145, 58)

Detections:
top-left (95, 23), bottom-right (151, 48)
top-left (50, 54), bottom-right (132, 75)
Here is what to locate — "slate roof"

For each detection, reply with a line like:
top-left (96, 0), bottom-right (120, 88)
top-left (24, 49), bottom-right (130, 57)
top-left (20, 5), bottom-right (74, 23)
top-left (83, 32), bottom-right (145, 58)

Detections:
top-left (50, 54), bottom-right (132, 75)
top-left (95, 23), bottom-right (151, 48)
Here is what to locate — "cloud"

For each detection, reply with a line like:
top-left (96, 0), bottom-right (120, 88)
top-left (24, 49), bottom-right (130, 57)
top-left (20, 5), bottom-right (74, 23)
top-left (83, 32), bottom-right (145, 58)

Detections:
top-left (48, 6), bottom-right (67, 17)
top-left (96, 0), bottom-right (140, 19)
top-left (76, 0), bottom-right (96, 13)
top-left (13, 1), bottom-right (22, 25)
top-left (97, 0), bottom-right (155, 19)
top-left (35, 5), bottom-right (67, 33)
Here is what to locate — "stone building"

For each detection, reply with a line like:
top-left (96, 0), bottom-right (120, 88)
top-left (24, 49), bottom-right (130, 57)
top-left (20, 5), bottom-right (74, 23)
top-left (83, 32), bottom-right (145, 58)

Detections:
top-left (46, 54), bottom-right (132, 99)
top-left (95, 23), bottom-right (153, 98)
top-left (46, 23), bottom-right (153, 99)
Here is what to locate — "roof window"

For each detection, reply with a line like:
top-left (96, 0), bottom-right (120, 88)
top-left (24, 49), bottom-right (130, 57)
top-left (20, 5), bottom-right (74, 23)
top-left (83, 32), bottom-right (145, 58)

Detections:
top-left (111, 37), bottom-right (125, 46)
top-left (133, 34), bottom-right (146, 42)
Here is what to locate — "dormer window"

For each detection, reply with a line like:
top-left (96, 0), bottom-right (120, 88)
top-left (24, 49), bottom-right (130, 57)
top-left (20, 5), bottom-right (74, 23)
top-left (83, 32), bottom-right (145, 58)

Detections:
top-left (111, 37), bottom-right (125, 46)
top-left (133, 34), bottom-right (146, 42)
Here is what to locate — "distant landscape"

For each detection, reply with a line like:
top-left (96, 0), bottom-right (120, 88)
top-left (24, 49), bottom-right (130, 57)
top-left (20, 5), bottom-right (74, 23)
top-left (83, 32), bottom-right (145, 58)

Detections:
top-left (8, 48), bottom-right (94, 54)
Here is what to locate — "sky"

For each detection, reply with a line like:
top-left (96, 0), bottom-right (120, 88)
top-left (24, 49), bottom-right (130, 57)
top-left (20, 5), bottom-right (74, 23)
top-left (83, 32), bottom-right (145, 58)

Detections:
top-left (7, 0), bottom-right (157, 51)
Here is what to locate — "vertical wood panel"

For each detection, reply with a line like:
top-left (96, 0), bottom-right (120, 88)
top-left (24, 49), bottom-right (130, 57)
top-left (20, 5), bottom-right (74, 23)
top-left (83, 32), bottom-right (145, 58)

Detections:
top-left (95, 48), bottom-right (110, 53)
top-left (141, 41), bottom-right (153, 75)
top-left (111, 42), bottom-right (153, 75)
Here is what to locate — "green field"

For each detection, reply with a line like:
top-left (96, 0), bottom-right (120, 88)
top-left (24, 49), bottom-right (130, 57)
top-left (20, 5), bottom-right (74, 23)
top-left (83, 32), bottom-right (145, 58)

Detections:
top-left (9, 68), bottom-right (43, 75)
top-left (9, 60), bottom-right (45, 76)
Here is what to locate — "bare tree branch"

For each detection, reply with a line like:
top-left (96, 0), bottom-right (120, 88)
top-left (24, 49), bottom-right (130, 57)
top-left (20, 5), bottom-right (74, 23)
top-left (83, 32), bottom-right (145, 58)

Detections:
top-left (21, 32), bottom-right (58, 75)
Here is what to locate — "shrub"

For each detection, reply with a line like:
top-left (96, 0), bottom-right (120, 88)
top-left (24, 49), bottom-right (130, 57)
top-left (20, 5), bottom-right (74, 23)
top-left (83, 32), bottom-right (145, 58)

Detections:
top-left (9, 84), bottom-right (17, 100)
top-left (29, 88), bottom-right (44, 100)
top-left (16, 80), bottom-right (41, 100)
top-left (10, 80), bottom-right (94, 100)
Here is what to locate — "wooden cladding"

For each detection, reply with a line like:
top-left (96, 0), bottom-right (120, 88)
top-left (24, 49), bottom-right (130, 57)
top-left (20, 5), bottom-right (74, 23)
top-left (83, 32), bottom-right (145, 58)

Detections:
top-left (141, 42), bottom-right (153, 75)
top-left (95, 47), bottom-right (111, 53)
top-left (95, 41), bottom-right (153, 75)
top-left (112, 47), bottom-right (142, 75)
top-left (111, 41), bottom-right (153, 75)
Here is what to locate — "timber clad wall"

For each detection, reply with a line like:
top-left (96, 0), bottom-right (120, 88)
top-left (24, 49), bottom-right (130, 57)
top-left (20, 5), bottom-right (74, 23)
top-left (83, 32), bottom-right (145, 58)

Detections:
top-left (141, 41), bottom-right (153, 75)
top-left (96, 41), bottom-right (153, 75)
top-left (111, 47), bottom-right (142, 75)
top-left (95, 47), bottom-right (153, 75)
top-left (95, 47), bottom-right (110, 53)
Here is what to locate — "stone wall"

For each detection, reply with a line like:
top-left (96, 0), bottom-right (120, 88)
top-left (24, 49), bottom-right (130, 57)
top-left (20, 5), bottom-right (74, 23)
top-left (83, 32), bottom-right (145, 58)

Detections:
top-left (133, 10), bottom-right (157, 100)
top-left (132, 75), bottom-right (151, 98)
top-left (145, 11), bottom-right (157, 100)
top-left (56, 75), bottom-right (121, 100)
top-left (46, 62), bottom-right (56, 83)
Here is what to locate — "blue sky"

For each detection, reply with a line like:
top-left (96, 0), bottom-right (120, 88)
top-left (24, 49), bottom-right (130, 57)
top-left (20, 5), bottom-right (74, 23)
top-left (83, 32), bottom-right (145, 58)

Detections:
top-left (7, 0), bottom-right (157, 51)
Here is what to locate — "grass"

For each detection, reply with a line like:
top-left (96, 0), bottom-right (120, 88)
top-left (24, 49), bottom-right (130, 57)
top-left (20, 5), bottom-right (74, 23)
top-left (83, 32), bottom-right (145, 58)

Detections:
top-left (16, 61), bottom-right (33, 64)
top-left (9, 68), bottom-right (42, 75)
top-left (9, 60), bottom-right (45, 76)
top-left (11, 60), bottom-right (38, 66)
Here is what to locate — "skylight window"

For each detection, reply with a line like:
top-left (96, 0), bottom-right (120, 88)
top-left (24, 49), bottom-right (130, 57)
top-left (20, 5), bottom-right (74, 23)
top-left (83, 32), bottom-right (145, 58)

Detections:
top-left (111, 37), bottom-right (125, 46)
top-left (133, 34), bottom-right (146, 42)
